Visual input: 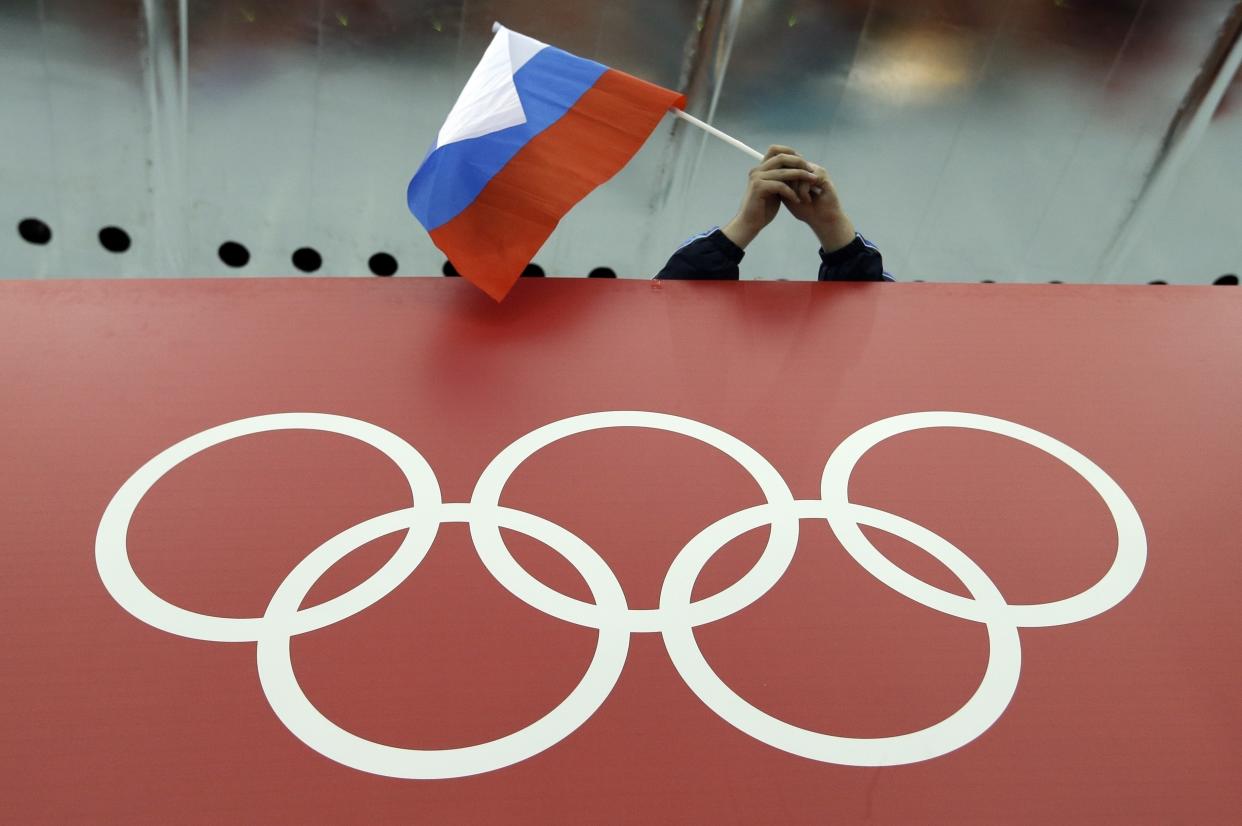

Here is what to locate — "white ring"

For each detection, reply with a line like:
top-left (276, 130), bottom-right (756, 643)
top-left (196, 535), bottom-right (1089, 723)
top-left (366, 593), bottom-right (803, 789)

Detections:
top-left (661, 500), bottom-right (1022, 766)
top-left (820, 412), bottom-right (1147, 627)
top-left (469, 412), bottom-right (799, 632)
top-left (256, 504), bottom-right (629, 779)
top-left (95, 413), bottom-right (442, 641)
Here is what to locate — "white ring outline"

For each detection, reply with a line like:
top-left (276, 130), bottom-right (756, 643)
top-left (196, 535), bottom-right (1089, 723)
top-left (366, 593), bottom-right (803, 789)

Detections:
top-left (95, 413), bottom-right (442, 642)
top-left (821, 412), bottom-right (1148, 627)
top-left (256, 503), bottom-right (630, 780)
top-left (661, 499), bottom-right (1021, 766)
top-left (469, 412), bottom-right (800, 632)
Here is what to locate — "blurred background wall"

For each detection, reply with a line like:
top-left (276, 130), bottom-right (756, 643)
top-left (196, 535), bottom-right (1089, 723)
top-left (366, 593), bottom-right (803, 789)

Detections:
top-left (2, 0), bottom-right (1239, 284)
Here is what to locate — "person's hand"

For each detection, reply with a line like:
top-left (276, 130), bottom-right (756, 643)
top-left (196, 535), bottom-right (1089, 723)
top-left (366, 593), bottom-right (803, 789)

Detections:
top-left (779, 150), bottom-right (858, 253)
top-left (721, 146), bottom-right (821, 249)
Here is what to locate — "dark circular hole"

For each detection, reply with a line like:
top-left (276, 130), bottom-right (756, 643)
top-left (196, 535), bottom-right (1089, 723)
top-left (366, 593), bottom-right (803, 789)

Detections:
top-left (521, 263), bottom-right (545, 278)
top-left (18, 218), bottom-right (52, 245)
top-left (218, 241), bottom-right (250, 268)
top-left (292, 247), bottom-right (322, 273)
top-left (588, 267), bottom-right (617, 279)
top-left (1049, 280), bottom-right (1064, 284)
top-left (980, 279), bottom-right (995, 284)
top-left (369, 252), bottom-right (398, 277)
top-left (99, 226), bottom-right (131, 253)
top-left (1148, 280), bottom-right (1168, 285)
top-left (442, 260), bottom-right (460, 277)
top-left (1215, 274), bottom-right (1238, 286)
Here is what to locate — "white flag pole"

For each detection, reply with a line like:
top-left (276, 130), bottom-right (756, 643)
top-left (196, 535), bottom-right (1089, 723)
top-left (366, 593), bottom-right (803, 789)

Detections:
top-left (670, 108), bottom-right (764, 161)
top-left (668, 108), bottom-right (823, 195)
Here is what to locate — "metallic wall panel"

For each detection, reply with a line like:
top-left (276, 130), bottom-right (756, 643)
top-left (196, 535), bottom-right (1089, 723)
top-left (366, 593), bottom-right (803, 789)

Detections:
top-left (2, 0), bottom-right (1239, 283)
top-left (3, 1), bottom-right (159, 279)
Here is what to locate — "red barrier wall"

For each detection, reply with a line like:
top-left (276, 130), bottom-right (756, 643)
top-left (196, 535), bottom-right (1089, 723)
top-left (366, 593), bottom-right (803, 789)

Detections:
top-left (2, 278), bottom-right (1239, 824)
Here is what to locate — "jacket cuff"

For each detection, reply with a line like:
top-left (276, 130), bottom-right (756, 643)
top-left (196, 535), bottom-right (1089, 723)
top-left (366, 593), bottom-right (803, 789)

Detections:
top-left (819, 234), bottom-right (867, 266)
top-left (707, 229), bottom-right (746, 263)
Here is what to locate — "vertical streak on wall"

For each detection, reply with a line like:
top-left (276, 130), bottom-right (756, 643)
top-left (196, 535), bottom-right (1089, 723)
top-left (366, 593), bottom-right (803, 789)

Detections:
top-left (1099, 2), bottom-right (1242, 281)
top-left (639, 0), bottom-right (745, 270)
top-left (35, 0), bottom-right (64, 279)
top-left (179, 0), bottom-right (189, 152)
top-left (307, 0), bottom-right (325, 262)
top-left (141, 0), bottom-right (189, 274)
top-left (679, 0), bottom-right (746, 197)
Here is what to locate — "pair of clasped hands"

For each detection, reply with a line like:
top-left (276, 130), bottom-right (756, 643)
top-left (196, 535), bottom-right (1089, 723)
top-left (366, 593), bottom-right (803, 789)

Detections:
top-left (721, 145), bottom-right (857, 255)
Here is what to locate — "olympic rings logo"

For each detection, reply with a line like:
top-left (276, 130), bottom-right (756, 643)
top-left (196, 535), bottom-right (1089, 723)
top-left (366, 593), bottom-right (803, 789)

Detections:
top-left (96, 411), bottom-right (1146, 779)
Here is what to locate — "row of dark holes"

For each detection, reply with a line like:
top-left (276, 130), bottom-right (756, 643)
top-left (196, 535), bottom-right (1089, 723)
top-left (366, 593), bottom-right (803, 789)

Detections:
top-left (439, 261), bottom-right (625, 278)
top-left (17, 218), bottom-right (617, 278)
top-left (16, 218), bottom-right (1240, 285)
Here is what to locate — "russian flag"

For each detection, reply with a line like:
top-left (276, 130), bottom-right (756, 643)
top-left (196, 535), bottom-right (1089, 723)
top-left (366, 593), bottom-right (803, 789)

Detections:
top-left (407, 24), bottom-right (686, 300)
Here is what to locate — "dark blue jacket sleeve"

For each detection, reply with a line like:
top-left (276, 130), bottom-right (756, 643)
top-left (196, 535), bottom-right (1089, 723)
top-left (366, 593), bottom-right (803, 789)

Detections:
top-left (818, 234), bottom-right (894, 282)
top-left (654, 229), bottom-right (744, 280)
top-left (656, 228), bottom-right (893, 282)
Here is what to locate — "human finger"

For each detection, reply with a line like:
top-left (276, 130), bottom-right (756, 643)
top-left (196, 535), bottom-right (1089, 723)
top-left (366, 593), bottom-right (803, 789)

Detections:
top-left (758, 153), bottom-right (814, 173)
top-left (754, 167), bottom-right (820, 183)
top-left (811, 165), bottom-right (835, 189)
top-left (766, 144), bottom-right (802, 159)
top-left (755, 179), bottom-right (801, 203)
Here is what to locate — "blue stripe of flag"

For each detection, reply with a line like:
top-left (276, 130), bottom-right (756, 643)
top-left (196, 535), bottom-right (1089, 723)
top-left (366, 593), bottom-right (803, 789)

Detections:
top-left (408, 47), bottom-right (608, 232)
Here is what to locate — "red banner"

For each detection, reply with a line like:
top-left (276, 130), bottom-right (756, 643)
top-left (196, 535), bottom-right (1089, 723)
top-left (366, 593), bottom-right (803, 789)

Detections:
top-left (2, 279), bottom-right (1239, 824)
